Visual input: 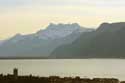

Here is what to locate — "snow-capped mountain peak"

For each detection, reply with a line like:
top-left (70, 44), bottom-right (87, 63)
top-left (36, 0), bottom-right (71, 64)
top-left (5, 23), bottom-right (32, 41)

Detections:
top-left (36, 23), bottom-right (88, 40)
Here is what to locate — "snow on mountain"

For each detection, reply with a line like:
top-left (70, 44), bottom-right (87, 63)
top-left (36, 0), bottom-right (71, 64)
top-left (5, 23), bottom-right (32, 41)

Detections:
top-left (36, 23), bottom-right (90, 40)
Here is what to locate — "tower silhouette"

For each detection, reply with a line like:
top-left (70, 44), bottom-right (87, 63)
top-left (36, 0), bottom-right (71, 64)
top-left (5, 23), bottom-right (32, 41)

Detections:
top-left (13, 68), bottom-right (18, 79)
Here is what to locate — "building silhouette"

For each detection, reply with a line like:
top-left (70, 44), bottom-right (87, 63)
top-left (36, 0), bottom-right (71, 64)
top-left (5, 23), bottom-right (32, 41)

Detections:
top-left (13, 68), bottom-right (18, 79)
top-left (0, 68), bottom-right (124, 83)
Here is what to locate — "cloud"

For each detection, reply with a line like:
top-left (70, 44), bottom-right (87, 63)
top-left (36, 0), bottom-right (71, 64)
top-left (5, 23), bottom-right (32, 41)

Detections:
top-left (0, 0), bottom-right (32, 8)
top-left (27, 0), bottom-right (125, 7)
top-left (86, 0), bottom-right (125, 7)
top-left (0, 0), bottom-right (125, 8)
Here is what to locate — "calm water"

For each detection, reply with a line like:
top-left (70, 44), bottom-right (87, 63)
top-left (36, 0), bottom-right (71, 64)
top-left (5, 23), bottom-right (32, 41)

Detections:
top-left (0, 59), bottom-right (125, 81)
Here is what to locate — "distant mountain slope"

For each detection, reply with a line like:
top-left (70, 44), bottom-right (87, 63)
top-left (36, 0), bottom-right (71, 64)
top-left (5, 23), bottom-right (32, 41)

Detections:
top-left (0, 40), bottom-right (4, 46)
top-left (51, 22), bottom-right (125, 58)
top-left (0, 23), bottom-right (93, 58)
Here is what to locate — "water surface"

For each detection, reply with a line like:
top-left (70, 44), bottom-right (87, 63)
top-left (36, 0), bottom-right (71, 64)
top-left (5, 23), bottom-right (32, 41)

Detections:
top-left (0, 59), bottom-right (125, 81)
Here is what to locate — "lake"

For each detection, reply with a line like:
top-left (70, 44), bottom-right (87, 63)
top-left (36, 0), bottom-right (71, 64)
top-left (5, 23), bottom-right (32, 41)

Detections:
top-left (0, 59), bottom-right (125, 81)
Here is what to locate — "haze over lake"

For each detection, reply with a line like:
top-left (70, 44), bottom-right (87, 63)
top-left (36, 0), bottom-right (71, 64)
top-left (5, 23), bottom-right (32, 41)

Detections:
top-left (0, 59), bottom-right (125, 81)
top-left (0, 0), bottom-right (125, 82)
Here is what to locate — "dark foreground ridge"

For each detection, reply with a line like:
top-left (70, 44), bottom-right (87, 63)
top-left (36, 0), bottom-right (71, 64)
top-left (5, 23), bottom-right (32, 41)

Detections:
top-left (0, 68), bottom-right (125, 83)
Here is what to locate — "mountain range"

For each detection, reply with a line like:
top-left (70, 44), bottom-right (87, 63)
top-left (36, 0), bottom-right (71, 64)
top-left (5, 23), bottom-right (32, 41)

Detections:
top-left (51, 22), bottom-right (125, 58)
top-left (0, 23), bottom-right (93, 58)
top-left (0, 22), bottom-right (125, 59)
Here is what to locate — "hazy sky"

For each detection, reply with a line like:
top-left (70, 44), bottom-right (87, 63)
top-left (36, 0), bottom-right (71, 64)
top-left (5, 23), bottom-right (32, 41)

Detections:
top-left (0, 0), bottom-right (125, 39)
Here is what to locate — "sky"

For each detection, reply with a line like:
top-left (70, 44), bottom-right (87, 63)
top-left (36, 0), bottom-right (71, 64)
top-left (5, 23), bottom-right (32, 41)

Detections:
top-left (0, 0), bottom-right (125, 40)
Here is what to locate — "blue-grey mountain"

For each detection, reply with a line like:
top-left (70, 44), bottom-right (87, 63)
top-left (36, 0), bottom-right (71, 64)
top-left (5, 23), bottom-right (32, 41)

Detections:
top-left (0, 23), bottom-right (92, 58)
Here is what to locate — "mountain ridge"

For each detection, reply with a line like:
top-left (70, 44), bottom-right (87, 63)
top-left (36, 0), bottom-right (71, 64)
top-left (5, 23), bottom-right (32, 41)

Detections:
top-left (0, 23), bottom-right (93, 58)
top-left (51, 22), bottom-right (125, 58)
top-left (1, 22), bottom-right (125, 59)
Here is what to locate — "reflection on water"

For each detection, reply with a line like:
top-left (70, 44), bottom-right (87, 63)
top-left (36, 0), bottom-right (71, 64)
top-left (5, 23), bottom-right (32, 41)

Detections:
top-left (0, 59), bottom-right (125, 81)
